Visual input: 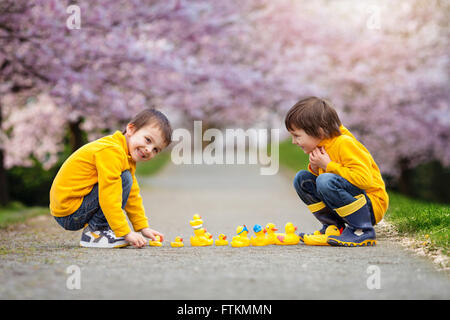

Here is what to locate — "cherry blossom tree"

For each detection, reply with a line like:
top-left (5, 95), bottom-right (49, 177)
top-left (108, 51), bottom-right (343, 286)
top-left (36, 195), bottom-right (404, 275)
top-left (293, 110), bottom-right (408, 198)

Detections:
top-left (0, 0), bottom-right (448, 205)
top-left (317, 0), bottom-right (449, 181)
top-left (244, 0), bottom-right (449, 180)
top-left (0, 0), bottom-right (281, 204)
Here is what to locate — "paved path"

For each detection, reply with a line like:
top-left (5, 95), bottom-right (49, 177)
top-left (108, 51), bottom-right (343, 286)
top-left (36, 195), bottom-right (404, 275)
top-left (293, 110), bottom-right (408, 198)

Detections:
top-left (0, 162), bottom-right (449, 299)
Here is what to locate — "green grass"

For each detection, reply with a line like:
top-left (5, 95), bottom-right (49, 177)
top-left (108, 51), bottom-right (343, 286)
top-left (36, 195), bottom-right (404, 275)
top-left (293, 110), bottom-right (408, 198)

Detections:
top-left (278, 139), bottom-right (310, 173)
top-left (385, 192), bottom-right (450, 255)
top-left (277, 138), bottom-right (449, 255)
top-left (135, 151), bottom-right (171, 177)
top-left (0, 201), bottom-right (49, 229)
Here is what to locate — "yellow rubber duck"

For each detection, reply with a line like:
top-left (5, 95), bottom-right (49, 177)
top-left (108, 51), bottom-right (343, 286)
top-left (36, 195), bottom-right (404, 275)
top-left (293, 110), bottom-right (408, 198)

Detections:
top-left (190, 227), bottom-right (214, 247)
top-left (250, 224), bottom-right (269, 246)
top-left (231, 225), bottom-right (250, 247)
top-left (170, 236), bottom-right (184, 247)
top-left (215, 234), bottom-right (229, 246)
top-left (205, 229), bottom-right (213, 241)
top-left (189, 214), bottom-right (204, 228)
top-left (265, 223), bottom-right (279, 245)
top-left (303, 225), bottom-right (341, 246)
top-left (275, 222), bottom-right (300, 245)
top-left (189, 214), bottom-right (213, 247)
top-left (149, 235), bottom-right (163, 247)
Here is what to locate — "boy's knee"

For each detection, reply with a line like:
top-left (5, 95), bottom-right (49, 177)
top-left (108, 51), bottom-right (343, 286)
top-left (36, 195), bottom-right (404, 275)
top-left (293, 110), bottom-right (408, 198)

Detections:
top-left (316, 173), bottom-right (338, 193)
top-left (120, 170), bottom-right (133, 208)
top-left (121, 170), bottom-right (133, 190)
top-left (293, 170), bottom-right (312, 188)
top-left (54, 215), bottom-right (84, 231)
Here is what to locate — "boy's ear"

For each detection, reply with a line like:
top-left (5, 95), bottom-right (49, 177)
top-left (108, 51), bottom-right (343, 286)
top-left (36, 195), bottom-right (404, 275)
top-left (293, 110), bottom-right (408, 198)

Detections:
top-left (318, 127), bottom-right (326, 139)
top-left (125, 123), bottom-right (136, 136)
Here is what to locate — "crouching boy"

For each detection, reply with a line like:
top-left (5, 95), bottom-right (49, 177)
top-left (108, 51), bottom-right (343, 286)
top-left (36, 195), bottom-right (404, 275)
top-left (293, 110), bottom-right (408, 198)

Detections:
top-left (285, 97), bottom-right (388, 246)
top-left (50, 109), bottom-right (172, 248)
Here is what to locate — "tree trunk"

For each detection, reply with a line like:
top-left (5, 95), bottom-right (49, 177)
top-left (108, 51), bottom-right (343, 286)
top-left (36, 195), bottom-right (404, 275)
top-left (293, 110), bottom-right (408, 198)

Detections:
top-left (69, 118), bottom-right (84, 152)
top-left (0, 102), bottom-right (10, 206)
top-left (397, 158), bottom-right (412, 197)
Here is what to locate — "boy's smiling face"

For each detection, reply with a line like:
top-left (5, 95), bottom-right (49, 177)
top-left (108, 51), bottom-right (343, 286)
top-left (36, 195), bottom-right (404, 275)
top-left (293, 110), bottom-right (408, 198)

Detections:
top-left (125, 123), bottom-right (166, 162)
top-left (289, 127), bottom-right (322, 154)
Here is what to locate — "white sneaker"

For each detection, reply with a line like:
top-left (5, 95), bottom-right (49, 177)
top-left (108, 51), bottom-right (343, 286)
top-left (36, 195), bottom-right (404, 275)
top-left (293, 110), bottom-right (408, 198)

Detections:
top-left (80, 225), bottom-right (129, 248)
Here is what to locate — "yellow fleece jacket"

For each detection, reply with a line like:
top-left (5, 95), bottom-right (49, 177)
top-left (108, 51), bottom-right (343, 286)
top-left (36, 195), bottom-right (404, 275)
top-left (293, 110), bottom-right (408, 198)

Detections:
top-left (50, 131), bottom-right (149, 237)
top-left (308, 125), bottom-right (388, 224)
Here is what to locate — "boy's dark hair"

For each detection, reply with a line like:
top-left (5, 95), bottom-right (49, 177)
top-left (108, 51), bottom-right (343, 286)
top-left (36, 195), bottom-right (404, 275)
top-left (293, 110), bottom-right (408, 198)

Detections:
top-left (285, 96), bottom-right (342, 139)
top-left (124, 109), bottom-right (172, 146)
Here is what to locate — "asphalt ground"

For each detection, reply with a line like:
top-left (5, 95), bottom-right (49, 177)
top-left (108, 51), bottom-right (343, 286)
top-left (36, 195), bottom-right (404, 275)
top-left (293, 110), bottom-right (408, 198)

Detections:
top-left (0, 162), bottom-right (449, 300)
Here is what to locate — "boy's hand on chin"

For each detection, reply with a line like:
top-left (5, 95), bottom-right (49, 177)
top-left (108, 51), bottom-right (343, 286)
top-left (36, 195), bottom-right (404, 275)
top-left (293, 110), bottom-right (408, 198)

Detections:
top-left (309, 147), bottom-right (331, 170)
top-left (308, 154), bottom-right (320, 174)
top-left (140, 227), bottom-right (164, 242)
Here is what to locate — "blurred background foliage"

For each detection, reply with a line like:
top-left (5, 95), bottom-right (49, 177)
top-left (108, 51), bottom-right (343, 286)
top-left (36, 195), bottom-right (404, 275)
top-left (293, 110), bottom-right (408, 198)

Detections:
top-left (0, 0), bottom-right (449, 207)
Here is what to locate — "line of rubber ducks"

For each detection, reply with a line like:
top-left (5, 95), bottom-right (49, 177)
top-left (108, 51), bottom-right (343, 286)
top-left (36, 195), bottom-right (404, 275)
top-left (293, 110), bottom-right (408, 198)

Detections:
top-left (230, 222), bottom-right (301, 247)
top-left (148, 214), bottom-right (307, 247)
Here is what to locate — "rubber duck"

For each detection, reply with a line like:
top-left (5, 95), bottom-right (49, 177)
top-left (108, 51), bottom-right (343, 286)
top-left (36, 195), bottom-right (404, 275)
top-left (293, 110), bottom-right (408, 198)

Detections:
top-left (265, 223), bottom-right (279, 245)
top-left (303, 225), bottom-right (341, 246)
top-left (190, 227), bottom-right (213, 246)
top-left (215, 234), bottom-right (229, 246)
top-left (189, 214), bottom-right (213, 247)
top-left (231, 225), bottom-right (250, 248)
top-left (149, 235), bottom-right (163, 247)
top-left (205, 229), bottom-right (214, 241)
top-left (190, 227), bottom-right (213, 247)
top-left (275, 222), bottom-right (300, 245)
top-left (170, 236), bottom-right (184, 247)
top-left (189, 214), bottom-right (204, 229)
top-left (250, 224), bottom-right (269, 246)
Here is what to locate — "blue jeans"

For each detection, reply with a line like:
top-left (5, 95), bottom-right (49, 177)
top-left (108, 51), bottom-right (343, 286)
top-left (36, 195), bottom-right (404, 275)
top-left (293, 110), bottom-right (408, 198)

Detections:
top-left (54, 170), bottom-right (133, 231)
top-left (293, 170), bottom-right (375, 225)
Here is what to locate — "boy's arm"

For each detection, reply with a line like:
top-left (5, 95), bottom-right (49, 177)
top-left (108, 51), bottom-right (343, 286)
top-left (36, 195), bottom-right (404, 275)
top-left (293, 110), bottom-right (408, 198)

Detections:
top-left (326, 138), bottom-right (373, 190)
top-left (95, 148), bottom-right (131, 237)
top-left (124, 174), bottom-right (150, 232)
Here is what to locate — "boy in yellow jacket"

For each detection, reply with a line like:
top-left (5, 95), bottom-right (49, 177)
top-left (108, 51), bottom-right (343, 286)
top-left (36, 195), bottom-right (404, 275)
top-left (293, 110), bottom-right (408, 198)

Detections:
top-left (285, 97), bottom-right (388, 246)
top-left (50, 109), bottom-right (172, 248)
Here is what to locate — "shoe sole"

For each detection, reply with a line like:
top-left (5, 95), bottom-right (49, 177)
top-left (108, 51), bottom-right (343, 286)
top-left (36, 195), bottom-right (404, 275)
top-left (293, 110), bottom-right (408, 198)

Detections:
top-left (299, 232), bottom-right (322, 243)
top-left (327, 238), bottom-right (376, 247)
top-left (303, 235), bottom-right (330, 246)
top-left (80, 241), bottom-right (129, 248)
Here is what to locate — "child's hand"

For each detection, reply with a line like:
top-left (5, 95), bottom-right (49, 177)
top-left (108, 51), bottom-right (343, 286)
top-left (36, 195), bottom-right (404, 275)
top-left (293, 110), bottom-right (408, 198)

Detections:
top-left (308, 155), bottom-right (320, 174)
top-left (309, 147), bottom-right (331, 170)
top-left (140, 227), bottom-right (165, 242)
top-left (124, 231), bottom-right (147, 248)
